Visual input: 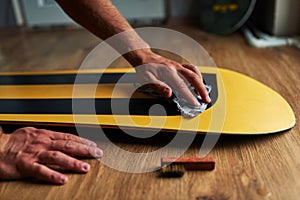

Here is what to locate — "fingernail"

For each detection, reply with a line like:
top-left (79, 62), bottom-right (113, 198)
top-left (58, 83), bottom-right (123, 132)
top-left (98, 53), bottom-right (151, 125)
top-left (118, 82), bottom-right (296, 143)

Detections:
top-left (164, 88), bottom-right (170, 96)
top-left (94, 148), bottom-right (103, 157)
top-left (60, 176), bottom-right (68, 184)
top-left (206, 96), bottom-right (211, 103)
top-left (81, 163), bottom-right (90, 171)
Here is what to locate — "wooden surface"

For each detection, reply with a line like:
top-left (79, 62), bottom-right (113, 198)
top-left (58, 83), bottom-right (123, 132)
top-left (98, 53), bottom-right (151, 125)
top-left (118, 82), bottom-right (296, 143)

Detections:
top-left (0, 25), bottom-right (300, 200)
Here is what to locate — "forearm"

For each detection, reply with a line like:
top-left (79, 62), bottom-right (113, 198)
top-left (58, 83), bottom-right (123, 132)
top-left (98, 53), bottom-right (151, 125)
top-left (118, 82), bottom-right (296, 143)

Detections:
top-left (55, 0), bottom-right (153, 66)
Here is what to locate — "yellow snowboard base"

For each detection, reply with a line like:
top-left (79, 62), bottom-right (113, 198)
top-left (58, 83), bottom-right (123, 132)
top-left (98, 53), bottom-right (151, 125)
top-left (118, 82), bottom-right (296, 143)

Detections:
top-left (0, 67), bottom-right (295, 135)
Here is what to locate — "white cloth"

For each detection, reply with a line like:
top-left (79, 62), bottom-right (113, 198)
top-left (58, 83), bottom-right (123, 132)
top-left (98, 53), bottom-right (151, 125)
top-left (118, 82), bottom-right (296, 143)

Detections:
top-left (136, 84), bottom-right (212, 118)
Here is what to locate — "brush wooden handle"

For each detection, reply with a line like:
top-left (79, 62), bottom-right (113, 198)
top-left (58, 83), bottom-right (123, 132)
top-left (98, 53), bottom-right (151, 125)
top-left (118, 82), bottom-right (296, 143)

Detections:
top-left (161, 157), bottom-right (215, 171)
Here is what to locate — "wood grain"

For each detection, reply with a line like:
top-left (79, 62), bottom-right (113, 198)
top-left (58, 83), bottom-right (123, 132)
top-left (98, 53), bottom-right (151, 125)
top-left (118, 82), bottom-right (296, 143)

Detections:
top-left (0, 25), bottom-right (299, 200)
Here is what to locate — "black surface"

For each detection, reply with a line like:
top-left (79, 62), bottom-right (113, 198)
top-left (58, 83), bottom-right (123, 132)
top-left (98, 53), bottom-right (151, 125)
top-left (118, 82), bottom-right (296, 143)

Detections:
top-left (0, 73), bottom-right (218, 116)
top-left (0, 73), bottom-right (136, 85)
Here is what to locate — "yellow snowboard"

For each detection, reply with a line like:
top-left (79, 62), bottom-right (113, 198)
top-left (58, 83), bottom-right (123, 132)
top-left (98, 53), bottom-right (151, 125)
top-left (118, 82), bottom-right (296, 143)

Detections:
top-left (0, 67), bottom-right (295, 134)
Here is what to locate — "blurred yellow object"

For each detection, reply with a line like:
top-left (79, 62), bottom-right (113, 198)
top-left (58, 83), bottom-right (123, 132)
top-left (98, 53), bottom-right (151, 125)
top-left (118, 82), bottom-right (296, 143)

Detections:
top-left (212, 4), bottom-right (239, 13)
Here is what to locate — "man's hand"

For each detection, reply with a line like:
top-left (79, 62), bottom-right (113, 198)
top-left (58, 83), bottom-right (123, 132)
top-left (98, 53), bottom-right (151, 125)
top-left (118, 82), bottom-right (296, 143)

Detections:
top-left (0, 127), bottom-right (102, 185)
top-left (126, 50), bottom-right (211, 106)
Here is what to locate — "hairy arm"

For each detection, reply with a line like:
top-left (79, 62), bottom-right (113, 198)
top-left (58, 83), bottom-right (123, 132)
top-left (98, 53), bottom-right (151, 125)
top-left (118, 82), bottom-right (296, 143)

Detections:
top-left (56, 0), bottom-right (210, 105)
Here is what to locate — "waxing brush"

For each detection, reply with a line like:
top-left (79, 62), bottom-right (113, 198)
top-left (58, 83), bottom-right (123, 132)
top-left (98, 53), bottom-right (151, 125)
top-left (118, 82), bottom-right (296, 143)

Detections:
top-left (159, 157), bottom-right (215, 178)
top-left (160, 163), bottom-right (186, 177)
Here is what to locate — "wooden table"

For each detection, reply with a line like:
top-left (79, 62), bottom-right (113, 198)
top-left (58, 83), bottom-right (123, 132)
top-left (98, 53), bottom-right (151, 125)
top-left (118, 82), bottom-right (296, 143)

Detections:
top-left (0, 25), bottom-right (299, 200)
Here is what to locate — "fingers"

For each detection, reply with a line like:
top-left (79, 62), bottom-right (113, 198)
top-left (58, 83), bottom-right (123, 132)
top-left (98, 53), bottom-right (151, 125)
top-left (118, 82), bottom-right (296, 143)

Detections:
top-left (24, 161), bottom-right (68, 185)
top-left (32, 162), bottom-right (68, 185)
top-left (137, 63), bottom-right (210, 106)
top-left (20, 152), bottom-right (89, 185)
top-left (182, 64), bottom-right (202, 77)
top-left (180, 64), bottom-right (211, 103)
top-left (38, 151), bottom-right (91, 173)
top-left (164, 71), bottom-right (201, 106)
top-left (47, 131), bottom-right (97, 147)
top-left (156, 64), bottom-right (202, 107)
top-left (50, 140), bottom-right (103, 158)
top-left (139, 72), bottom-right (173, 98)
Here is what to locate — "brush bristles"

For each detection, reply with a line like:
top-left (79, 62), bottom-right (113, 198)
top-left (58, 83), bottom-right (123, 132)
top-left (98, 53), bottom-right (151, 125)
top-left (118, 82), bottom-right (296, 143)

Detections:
top-left (160, 164), bottom-right (186, 177)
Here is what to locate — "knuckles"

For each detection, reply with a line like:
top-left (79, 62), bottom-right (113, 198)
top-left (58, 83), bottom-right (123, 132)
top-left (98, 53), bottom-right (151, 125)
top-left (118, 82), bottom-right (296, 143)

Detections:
top-left (48, 151), bottom-right (59, 161)
top-left (63, 140), bottom-right (75, 151)
top-left (63, 133), bottom-right (73, 140)
top-left (36, 150), bottom-right (61, 163)
top-left (14, 127), bottom-right (36, 135)
top-left (31, 162), bottom-right (44, 174)
top-left (35, 129), bottom-right (50, 135)
top-left (157, 64), bottom-right (177, 77)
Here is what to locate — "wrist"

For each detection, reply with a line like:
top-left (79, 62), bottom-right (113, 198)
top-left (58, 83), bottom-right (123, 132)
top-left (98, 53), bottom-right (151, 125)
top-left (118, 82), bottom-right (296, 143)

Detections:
top-left (123, 48), bottom-right (161, 67)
